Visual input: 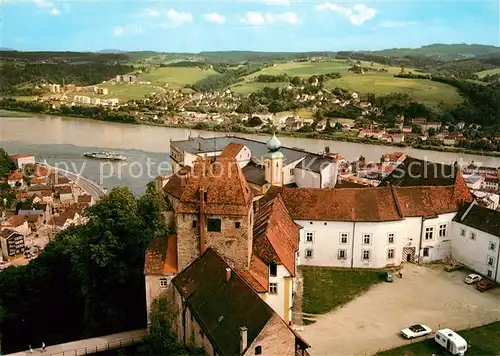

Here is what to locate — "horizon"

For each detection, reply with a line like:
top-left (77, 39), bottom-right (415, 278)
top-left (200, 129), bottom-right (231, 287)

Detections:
top-left (2, 0), bottom-right (499, 52)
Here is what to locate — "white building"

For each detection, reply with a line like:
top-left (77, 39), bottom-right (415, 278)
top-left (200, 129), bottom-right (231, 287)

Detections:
top-left (11, 154), bottom-right (35, 169)
top-left (266, 183), bottom-right (473, 268)
top-left (169, 135), bottom-right (338, 194)
top-left (451, 202), bottom-right (500, 282)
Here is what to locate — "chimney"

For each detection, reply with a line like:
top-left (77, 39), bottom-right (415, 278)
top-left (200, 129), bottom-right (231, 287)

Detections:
top-left (199, 188), bottom-right (206, 254)
top-left (226, 267), bottom-right (231, 282)
top-left (239, 326), bottom-right (248, 354)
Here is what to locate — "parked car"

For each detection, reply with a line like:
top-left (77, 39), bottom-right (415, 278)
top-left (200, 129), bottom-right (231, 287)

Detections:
top-left (464, 273), bottom-right (482, 284)
top-left (401, 324), bottom-right (432, 339)
top-left (476, 280), bottom-right (495, 292)
top-left (385, 271), bottom-right (393, 282)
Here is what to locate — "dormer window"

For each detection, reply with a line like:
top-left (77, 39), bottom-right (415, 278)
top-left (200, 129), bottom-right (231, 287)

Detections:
top-left (269, 263), bottom-right (277, 277)
top-left (203, 192), bottom-right (207, 202)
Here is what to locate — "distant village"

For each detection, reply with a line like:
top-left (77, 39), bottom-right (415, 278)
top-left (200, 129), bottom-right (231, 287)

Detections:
top-left (0, 154), bottom-right (94, 269)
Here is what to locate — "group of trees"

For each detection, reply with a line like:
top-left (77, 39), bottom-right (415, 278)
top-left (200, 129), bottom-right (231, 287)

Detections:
top-left (0, 99), bottom-right (138, 124)
top-left (189, 63), bottom-right (264, 92)
top-left (0, 60), bottom-right (134, 95)
top-left (0, 187), bottom-right (168, 353)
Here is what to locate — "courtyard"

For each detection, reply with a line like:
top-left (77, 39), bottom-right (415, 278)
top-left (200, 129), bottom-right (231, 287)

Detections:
top-left (299, 264), bottom-right (500, 356)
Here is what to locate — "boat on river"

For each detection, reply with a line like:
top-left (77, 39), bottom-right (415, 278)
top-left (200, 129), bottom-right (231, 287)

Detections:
top-left (83, 151), bottom-right (126, 161)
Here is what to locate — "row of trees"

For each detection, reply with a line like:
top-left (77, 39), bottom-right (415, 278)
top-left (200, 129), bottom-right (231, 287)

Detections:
top-left (0, 99), bottom-right (138, 124)
top-left (189, 64), bottom-right (265, 92)
top-left (0, 187), bottom-right (168, 354)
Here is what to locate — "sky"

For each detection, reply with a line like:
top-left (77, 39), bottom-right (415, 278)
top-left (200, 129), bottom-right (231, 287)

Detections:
top-left (1, 0), bottom-right (499, 52)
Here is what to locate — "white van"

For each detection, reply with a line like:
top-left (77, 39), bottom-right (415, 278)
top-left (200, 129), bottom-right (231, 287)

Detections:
top-left (434, 329), bottom-right (467, 356)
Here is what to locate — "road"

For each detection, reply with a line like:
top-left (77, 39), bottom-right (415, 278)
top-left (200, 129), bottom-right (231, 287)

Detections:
top-left (5, 329), bottom-right (147, 356)
top-left (39, 163), bottom-right (106, 200)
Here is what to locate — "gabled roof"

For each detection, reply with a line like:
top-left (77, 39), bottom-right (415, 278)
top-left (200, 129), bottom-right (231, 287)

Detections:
top-left (253, 196), bottom-right (300, 275)
top-left (266, 186), bottom-right (404, 222)
top-left (379, 157), bottom-right (458, 187)
top-left (163, 165), bottom-right (192, 199)
top-left (296, 154), bottom-right (335, 173)
top-left (0, 228), bottom-right (23, 239)
top-left (144, 235), bottom-right (178, 275)
top-left (172, 248), bottom-right (299, 356)
top-left (454, 203), bottom-right (500, 237)
top-left (241, 162), bottom-right (266, 186)
top-left (239, 254), bottom-right (269, 293)
top-left (219, 143), bottom-right (245, 158)
top-left (7, 171), bottom-right (22, 181)
top-left (177, 158), bottom-right (253, 216)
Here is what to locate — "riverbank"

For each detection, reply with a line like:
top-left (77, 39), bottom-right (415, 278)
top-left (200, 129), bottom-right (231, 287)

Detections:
top-left (3, 107), bottom-right (500, 159)
top-left (0, 109), bottom-right (34, 117)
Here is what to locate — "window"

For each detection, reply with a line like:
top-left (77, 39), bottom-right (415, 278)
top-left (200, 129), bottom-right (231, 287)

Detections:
top-left (269, 282), bottom-right (278, 294)
top-left (203, 191), bottom-right (207, 202)
top-left (235, 221), bottom-right (241, 229)
top-left (207, 218), bottom-right (221, 232)
top-left (255, 346), bottom-right (262, 355)
top-left (309, 221), bottom-right (313, 225)
top-left (490, 242), bottom-right (497, 251)
top-left (387, 249), bottom-right (395, 259)
top-left (290, 169), bottom-right (294, 176)
top-left (487, 256), bottom-right (495, 266)
top-left (439, 224), bottom-right (447, 237)
top-left (423, 248), bottom-right (429, 257)
top-left (305, 249), bottom-right (313, 259)
top-left (305, 232), bottom-right (314, 242)
top-left (487, 270), bottom-right (493, 278)
top-left (388, 233), bottom-right (395, 244)
top-left (362, 250), bottom-right (371, 261)
top-left (362, 234), bottom-right (372, 245)
top-left (425, 227), bottom-right (434, 240)
top-left (269, 263), bottom-right (277, 277)
top-left (340, 233), bottom-right (348, 244)
top-left (460, 229), bottom-right (466, 237)
top-left (192, 220), bottom-right (197, 228)
top-left (159, 278), bottom-right (168, 288)
top-left (470, 232), bottom-right (476, 240)
top-left (338, 249), bottom-right (347, 260)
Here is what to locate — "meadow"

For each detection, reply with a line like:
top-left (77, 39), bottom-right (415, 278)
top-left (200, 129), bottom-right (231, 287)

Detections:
top-left (476, 67), bottom-right (500, 78)
top-left (232, 60), bottom-right (462, 106)
top-left (136, 67), bottom-right (218, 87)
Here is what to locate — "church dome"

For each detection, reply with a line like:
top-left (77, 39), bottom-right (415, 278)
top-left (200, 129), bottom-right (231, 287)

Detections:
top-left (266, 134), bottom-right (282, 152)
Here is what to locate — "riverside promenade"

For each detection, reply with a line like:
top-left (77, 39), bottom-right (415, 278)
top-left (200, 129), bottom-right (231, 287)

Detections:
top-left (5, 329), bottom-right (147, 356)
top-left (38, 162), bottom-right (107, 200)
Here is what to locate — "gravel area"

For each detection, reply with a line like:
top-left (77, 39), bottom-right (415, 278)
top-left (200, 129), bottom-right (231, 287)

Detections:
top-left (299, 264), bottom-right (500, 356)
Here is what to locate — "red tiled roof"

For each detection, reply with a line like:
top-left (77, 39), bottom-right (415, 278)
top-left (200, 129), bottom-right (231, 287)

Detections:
top-left (219, 143), bottom-right (245, 158)
top-left (176, 158), bottom-right (253, 216)
top-left (15, 192), bottom-right (29, 199)
top-left (11, 154), bottom-right (33, 159)
top-left (163, 166), bottom-right (192, 199)
top-left (144, 235), bottom-right (178, 275)
top-left (77, 195), bottom-right (92, 203)
top-left (270, 186), bottom-right (404, 222)
top-left (6, 215), bottom-right (27, 227)
top-left (31, 177), bottom-right (46, 184)
top-left (7, 171), bottom-right (23, 181)
top-left (253, 195), bottom-right (300, 276)
top-left (239, 254), bottom-right (268, 293)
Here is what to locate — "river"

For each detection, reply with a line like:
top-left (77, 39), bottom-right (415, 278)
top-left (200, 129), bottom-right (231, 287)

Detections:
top-left (1, 114), bottom-right (499, 194)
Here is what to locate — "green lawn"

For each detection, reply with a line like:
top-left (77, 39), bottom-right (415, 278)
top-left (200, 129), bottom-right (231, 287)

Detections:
top-left (476, 67), bottom-right (500, 78)
top-left (378, 322), bottom-right (500, 356)
top-left (136, 67), bottom-right (218, 87)
top-left (301, 267), bottom-right (383, 316)
top-left (325, 74), bottom-right (462, 106)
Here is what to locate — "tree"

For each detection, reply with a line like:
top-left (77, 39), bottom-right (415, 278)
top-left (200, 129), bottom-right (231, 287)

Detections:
top-left (0, 149), bottom-right (15, 178)
top-left (427, 127), bottom-right (437, 137)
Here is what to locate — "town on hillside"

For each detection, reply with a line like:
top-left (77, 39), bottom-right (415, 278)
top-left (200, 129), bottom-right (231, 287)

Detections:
top-left (0, 153), bottom-right (94, 269)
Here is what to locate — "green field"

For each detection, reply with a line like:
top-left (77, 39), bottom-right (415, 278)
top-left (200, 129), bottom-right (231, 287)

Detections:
top-left (477, 67), bottom-right (500, 78)
top-left (325, 75), bottom-right (463, 106)
top-left (230, 60), bottom-right (461, 106)
top-left (136, 67), bottom-right (218, 87)
top-left (378, 322), bottom-right (500, 356)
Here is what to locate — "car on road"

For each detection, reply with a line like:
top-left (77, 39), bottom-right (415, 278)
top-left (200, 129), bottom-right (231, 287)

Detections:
top-left (464, 273), bottom-right (482, 284)
top-left (476, 279), bottom-right (495, 292)
top-left (385, 271), bottom-right (393, 282)
top-left (401, 324), bottom-right (433, 339)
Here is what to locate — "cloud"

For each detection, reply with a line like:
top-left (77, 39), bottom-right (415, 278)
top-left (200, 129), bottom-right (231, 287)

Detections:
top-left (159, 9), bottom-right (193, 27)
top-left (33, 0), bottom-right (61, 15)
top-left (315, 2), bottom-right (376, 25)
top-left (377, 20), bottom-right (419, 28)
top-left (203, 12), bottom-right (226, 24)
top-left (113, 26), bottom-right (124, 37)
top-left (240, 11), bottom-right (300, 26)
top-left (135, 8), bottom-right (160, 18)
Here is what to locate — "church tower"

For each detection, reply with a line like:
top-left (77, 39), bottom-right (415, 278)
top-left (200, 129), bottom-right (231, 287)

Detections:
top-left (264, 134), bottom-right (284, 187)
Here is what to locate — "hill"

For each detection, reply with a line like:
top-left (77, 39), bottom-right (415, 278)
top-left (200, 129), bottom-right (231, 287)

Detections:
top-left (366, 43), bottom-right (500, 60)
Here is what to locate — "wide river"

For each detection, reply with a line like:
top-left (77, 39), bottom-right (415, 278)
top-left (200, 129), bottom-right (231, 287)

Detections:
top-left (1, 114), bottom-right (500, 194)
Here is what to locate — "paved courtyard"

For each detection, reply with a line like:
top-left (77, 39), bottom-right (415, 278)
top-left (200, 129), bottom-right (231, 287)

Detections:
top-left (299, 264), bottom-right (500, 356)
